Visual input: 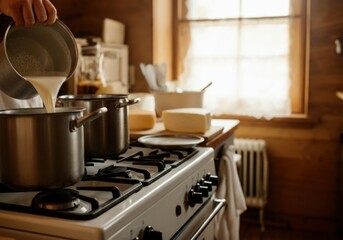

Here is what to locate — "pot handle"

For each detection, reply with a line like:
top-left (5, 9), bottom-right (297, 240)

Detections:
top-left (70, 107), bottom-right (108, 131)
top-left (114, 98), bottom-right (140, 108)
top-left (55, 99), bottom-right (63, 107)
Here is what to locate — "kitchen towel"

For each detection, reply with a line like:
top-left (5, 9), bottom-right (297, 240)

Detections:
top-left (214, 144), bottom-right (246, 240)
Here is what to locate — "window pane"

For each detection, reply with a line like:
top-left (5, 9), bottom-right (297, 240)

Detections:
top-left (241, 0), bottom-right (291, 17)
top-left (183, 0), bottom-right (292, 20)
top-left (187, 21), bottom-right (240, 57)
top-left (179, 19), bottom-right (293, 117)
top-left (176, 0), bottom-right (307, 117)
top-left (185, 0), bottom-right (240, 19)
top-left (240, 19), bottom-right (290, 57)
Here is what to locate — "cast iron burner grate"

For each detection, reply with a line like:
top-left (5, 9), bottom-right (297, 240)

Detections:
top-left (144, 148), bottom-right (199, 167)
top-left (86, 154), bottom-right (172, 186)
top-left (0, 178), bottom-right (142, 220)
top-left (87, 146), bottom-right (199, 168)
top-left (0, 146), bottom-right (200, 220)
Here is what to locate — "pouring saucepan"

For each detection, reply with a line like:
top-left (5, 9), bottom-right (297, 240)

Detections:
top-left (0, 107), bottom-right (107, 191)
top-left (0, 19), bottom-right (78, 99)
top-left (57, 94), bottom-right (140, 157)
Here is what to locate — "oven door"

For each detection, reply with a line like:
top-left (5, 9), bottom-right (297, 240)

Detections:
top-left (171, 197), bottom-right (226, 240)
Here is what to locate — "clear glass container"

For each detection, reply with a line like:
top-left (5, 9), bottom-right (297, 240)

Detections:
top-left (76, 40), bottom-right (106, 94)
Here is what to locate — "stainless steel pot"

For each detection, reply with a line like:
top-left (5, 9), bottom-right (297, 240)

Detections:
top-left (58, 94), bottom-right (140, 157)
top-left (0, 19), bottom-right (78, 99)
top-left (0, 107), bottom-right (107, 191)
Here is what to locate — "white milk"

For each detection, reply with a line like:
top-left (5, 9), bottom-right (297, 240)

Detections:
top-left (25, 76), bottom-right (66, 113)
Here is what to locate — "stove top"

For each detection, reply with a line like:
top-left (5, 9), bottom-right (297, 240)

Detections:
top-left (0, 145), bottom-right (217, 240)
top-left (0, 144), bottom-right (200, 220)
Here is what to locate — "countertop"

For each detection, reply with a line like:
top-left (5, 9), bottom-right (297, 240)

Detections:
top-left (200, 119), bottom-right (239, 148)
top-left (130, 119), bottom-right (240, 149)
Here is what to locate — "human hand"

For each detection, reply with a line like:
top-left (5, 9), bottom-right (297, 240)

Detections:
top-left (0, 0), bottom-right (57, 26)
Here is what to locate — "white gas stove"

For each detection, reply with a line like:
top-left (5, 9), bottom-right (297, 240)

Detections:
top-left (0, 145), bottom-right (224, 240)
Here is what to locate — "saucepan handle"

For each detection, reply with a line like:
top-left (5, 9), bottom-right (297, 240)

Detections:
top-left (114, 98), bottom-right (140, 108)
top-left (70, 107), bottom-right (108, 131)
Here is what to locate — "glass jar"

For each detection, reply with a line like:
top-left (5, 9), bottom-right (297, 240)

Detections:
top-left (76, 40), bottom-right (106, 94)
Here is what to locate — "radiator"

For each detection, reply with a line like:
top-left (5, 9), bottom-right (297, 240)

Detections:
top-left (234, 138), bottom-right (268, 230)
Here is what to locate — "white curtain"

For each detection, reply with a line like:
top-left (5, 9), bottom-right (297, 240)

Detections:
top-left (179, 1), bottom-right (293, 119)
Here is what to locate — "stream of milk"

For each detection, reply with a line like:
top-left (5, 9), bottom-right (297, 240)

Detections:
top-left (25, 76), bottom-right (66, 113)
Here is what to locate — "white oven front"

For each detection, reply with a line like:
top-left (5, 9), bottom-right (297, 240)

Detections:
top-left (109, 150), bottom-right (221, 240)
top-left (171, 198), bottom-right (225, 240)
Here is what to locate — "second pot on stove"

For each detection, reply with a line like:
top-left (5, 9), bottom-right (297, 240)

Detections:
top-left (57, 94), bottom-right (140, 157)
top-left (0, 107), bottom-right (107, 191)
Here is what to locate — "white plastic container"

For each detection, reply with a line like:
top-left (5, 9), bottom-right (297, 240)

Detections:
top-left (152, 91), bottom-right (204, 117)
top-left (129, 93), bottom-right (155, 112)
top-left (102, 18), bottom-right (125, 44)
top-left (128, 93), bottom-right (156, 130)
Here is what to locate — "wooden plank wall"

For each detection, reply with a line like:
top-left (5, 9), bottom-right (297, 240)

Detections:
top-left (237, 0), bottom-right (343, 232)
top-left (52, 0), bottom-right (343, 233)
top-left (51, 0), bottom-right (154, 92)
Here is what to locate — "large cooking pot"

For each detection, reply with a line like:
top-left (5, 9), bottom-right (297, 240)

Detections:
top-left (57, 94), bottom-right (140, 157)
top-left (0, 107), bottom-right (107, 191)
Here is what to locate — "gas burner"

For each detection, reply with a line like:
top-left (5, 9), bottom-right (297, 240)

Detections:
top-left (84, 162), bottom-right (171, 186)
top-left (146, 148), bottom-right (199, 167)
top-left (111, 147), bottom-right (199, 167)
top-left (31, 189), bottom-right (80, 211)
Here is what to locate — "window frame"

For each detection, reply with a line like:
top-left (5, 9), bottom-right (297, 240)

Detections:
top-left (172, 0), bottom-right (310, 119)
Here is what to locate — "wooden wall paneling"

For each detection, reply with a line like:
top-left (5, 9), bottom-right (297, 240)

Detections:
top-left (237, 117), bottom-right (341, 141)
top-left (51, 0), bottom-right (154, 92)
top-left (309, 0), bottom-right (343, 114)
top-left (235, 114), bottom-right (341, 231)
top-left (152, 0), bottom-right (173, 81)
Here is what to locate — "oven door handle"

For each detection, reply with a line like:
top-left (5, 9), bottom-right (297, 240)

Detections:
top-left (189, 198), bottom-right (226, 240)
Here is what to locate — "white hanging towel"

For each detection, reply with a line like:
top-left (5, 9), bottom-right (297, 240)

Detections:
top-left (214, 144), bottom-right (247, 240)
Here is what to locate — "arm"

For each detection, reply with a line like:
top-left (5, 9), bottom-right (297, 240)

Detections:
top-left (0, 0), bottom-right (57, 26)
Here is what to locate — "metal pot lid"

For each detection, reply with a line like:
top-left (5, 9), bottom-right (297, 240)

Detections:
top-left (137, 134), bottom-right (204, 149)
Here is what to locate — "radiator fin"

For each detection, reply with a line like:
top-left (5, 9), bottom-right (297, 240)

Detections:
top-left (234, 138), bottom-right (268, 230)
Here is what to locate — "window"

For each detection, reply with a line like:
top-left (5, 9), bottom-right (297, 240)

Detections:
top-left (174, 0), bottom-right (308, 119)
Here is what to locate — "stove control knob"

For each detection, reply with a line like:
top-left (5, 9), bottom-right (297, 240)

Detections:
top-left (188, 188), bottom-right (203, 207)
top-left (195, 183), bottom-right (209, 197)
top-left (205, 173), bottom-right (219, 186)
top-left (199, 178), bottom-right (213, 191)
top-left (143, 226), bottom-right (162, 240)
